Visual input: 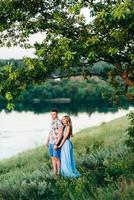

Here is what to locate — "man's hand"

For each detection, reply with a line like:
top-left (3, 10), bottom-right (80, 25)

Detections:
top-left (54, 144), bottom-right (58, 149)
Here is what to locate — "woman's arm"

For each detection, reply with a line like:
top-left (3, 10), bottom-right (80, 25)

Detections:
top-left (58, 126), bottom-right (71, 148)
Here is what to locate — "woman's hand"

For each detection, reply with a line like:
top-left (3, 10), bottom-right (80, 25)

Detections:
top-left (58, 144), bottom-right (62, 148)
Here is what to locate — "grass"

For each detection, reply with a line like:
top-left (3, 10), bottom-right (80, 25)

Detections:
top-left (0, 116), bottom-right (134, 200)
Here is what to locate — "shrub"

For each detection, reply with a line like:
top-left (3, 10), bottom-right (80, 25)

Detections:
top-left (126, 111), bottom-right (134, 151)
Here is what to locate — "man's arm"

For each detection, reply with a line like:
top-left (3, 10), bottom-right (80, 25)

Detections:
top-left (54, 126), bottom-right (63, 149)
top-left (55, 127), bottom-right (63, 145)
top-left (45, 132), bottom-right (50, 147)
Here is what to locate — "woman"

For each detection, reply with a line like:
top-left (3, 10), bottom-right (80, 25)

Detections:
top-left (57, 115), bottom-right (80, 177)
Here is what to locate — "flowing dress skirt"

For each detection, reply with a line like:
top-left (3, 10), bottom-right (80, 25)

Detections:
top-left (60, 139), bottom-right (80, 177)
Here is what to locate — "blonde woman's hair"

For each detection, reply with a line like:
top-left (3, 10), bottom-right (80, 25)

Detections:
top-left (63, 115), bottom-right (73, 137)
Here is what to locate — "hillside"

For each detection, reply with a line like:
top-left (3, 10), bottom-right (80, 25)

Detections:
top-left (0, 117), bottom-right (134, 200)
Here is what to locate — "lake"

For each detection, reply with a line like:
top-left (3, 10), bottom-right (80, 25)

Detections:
top-left (0, 105), bottom-right (134, 160)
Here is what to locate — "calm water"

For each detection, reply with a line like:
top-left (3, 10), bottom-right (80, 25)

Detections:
top-left (0, 106), bottom-right (134, 160)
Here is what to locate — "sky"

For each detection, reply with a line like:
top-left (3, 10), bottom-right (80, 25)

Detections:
top-left (0, 8), bottom-right (90, 59)
top-left (0, 32), bottom-right (45, 59)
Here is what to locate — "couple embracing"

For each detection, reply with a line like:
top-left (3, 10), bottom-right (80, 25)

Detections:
top-left (46, 109), bottom-right (80, 178)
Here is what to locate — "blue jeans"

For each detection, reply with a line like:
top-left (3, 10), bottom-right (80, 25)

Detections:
top-left (48, 144), bottom-right (61, 159)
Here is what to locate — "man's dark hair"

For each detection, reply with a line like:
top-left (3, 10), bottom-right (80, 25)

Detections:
top-left (51, 109), bottom-right (58, 113)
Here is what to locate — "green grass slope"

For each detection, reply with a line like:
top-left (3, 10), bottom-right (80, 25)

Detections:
top-left (0, 117), bottom-right (134, 200)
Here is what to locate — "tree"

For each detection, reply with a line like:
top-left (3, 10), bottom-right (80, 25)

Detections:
top-left (0, 0), bottom-right (134, 109)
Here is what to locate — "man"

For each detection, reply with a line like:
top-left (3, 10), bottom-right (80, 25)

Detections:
top-left (46, 109), bottom-right (63, 175)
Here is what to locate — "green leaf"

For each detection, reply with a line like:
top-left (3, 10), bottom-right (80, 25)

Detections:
top-left (5, 92), bottom-right (13, 101)
top-left (7, 103), bottom-right (15, 111)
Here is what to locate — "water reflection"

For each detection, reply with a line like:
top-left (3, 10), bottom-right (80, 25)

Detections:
top-left (1, 100), bottom-right (134, 115)
top-left (17, 101), bottom-right (134, 115)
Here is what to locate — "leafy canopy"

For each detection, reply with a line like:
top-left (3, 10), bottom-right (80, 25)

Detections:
top-left (0, 0), bottom-right (134, 108)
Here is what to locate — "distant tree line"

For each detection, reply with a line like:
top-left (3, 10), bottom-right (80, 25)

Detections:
top-left (19, 79), bottom-right (126, 104)
top-left (0, 59), bottom-right (130, 104)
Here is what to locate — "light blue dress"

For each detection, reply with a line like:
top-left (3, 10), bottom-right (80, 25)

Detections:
top-left (60, 126), bottom-right (81, 177)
